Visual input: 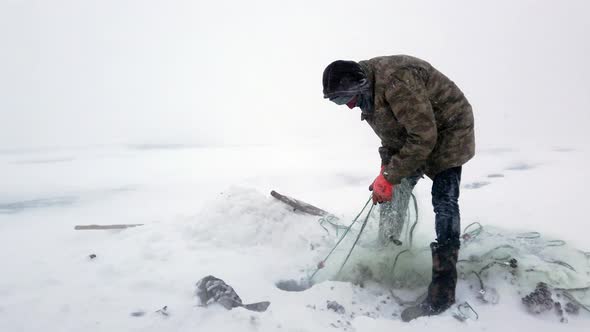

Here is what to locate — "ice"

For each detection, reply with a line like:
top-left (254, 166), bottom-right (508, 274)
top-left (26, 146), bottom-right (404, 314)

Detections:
top-left (0, 144), bottom-right (589, 331)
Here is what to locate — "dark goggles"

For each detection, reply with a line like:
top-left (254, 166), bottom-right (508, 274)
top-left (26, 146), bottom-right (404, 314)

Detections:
top-left (328, 94), bottom-right (356, 105)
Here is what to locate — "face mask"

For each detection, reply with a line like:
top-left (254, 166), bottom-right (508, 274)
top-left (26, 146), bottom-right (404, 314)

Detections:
top-left (329, 95), bottom-right (356, 105)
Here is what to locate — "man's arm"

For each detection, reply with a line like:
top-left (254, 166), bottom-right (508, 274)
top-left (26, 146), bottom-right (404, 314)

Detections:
top-left (382, 68), bottom-right (437, 184)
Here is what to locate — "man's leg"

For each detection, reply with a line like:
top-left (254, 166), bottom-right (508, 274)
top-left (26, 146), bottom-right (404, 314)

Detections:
top-left (431, 166), bottom-right (462, 246)
top-left (378, 174), bottom-right (421, 246)
top-left (401, 166), bottom-right (462, 322)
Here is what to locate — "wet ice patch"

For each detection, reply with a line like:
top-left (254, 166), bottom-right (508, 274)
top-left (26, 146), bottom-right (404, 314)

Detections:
top-left (464, 181), bottom-right (491, 189)
top-left (128, 143), bottom-right (204, 151)
top-left (0, 196), bottom-right (78, 214)
top-left (506, 162), bottom-right (537, 171)
top-left (0, 186), bottom-right (137, 214)
top-left (10, 158), bottom-right (75, 165)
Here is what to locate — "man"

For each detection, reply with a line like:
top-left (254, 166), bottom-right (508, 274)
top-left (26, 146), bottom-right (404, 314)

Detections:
top-left (322, 55), bottom-right (475, 321)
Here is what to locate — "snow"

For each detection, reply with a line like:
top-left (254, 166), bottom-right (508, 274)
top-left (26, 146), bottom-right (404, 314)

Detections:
top-left (0, 143), bottom-right (589, 331)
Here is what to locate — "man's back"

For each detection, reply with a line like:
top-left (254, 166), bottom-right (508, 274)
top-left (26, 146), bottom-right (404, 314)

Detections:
top-left (359, 55), bottom-right (475, 179)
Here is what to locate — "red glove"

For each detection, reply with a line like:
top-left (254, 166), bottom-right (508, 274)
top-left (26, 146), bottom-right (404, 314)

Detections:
top-left (370, 166), bottom-right (393, 204)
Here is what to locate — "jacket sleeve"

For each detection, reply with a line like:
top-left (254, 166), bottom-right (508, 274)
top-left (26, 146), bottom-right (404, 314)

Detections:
top-left (382, 68), bottom-right (437, 184)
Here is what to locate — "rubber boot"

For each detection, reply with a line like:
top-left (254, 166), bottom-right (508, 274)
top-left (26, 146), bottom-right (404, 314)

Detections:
top-left (401, 242), bottom-right (459, 322)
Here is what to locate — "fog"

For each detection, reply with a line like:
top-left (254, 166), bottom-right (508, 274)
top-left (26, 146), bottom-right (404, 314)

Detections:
top-left (1, 3), bottom-right (590, 329)
top-left (1, 0), bottom-right (589, 150)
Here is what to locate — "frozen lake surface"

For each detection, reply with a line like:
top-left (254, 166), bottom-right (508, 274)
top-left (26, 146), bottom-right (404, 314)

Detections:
top-left (1, 143), bottom-right (589, 331)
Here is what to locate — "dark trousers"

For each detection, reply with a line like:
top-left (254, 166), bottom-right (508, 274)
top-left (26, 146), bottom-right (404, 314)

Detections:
top-left (379, 166), bottom-right (462, 246)
top-left (431, 167), bottom-right (462, 246)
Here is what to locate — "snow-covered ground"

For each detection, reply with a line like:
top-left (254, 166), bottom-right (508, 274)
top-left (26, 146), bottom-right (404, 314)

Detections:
top-left (1, 143), bottom-right (589, 331)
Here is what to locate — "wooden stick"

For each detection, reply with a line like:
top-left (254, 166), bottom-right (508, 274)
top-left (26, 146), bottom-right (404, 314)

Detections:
top-left (270, 190), bottom-right (330, 216)
top-left (74, 224), bottom-right (144, 230)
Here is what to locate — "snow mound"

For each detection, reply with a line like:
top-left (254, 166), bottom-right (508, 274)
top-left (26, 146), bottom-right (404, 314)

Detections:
top-left (185, 186), bottom-right (329, 251)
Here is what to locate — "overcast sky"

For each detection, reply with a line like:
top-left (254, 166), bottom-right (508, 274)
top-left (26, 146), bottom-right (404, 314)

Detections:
top-left (1, 0), bottom-right (589, 150)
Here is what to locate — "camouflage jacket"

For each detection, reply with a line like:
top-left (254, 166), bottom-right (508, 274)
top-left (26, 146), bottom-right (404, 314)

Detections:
top-left (358, 55), bottom-right (475, 184)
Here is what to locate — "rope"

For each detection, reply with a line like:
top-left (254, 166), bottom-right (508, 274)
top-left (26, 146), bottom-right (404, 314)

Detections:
top-left (562, 291), bottom-right (590, 313)
top-left (390, 249), bottom-right (411, 278)
top-left (312, 190), bottom-right (418, 281)
top-left (456, 302), bottom-right (479, 321)
top-left (317, 214), bottom-right (349, 236)
top-left (478, 259), bottom-right (518, 274)
top-left (552, 286), bottom-right (590, 313)
top-left (389, 288), bottom-right (424, 306)
top-left (461, 222), bottom-right (483, 241)
top-left (468, 271), bottom-right (485, 293)
top-left (336, 204), bottom-right (375, 276)
top-left (516, 232), bottom-right (541, 239)
top-left (407, 193), bottom-right (419, 248)
top-left (554, 285), bottom-right (590, 292)
top-left (457, 245), bottom-right (517, 264)
top-left (543, 259), bottom-right (576, 272)
top-left (309, 196), bottom-right (372, 281)
top-left (545, 240), bottom-right (567, 247)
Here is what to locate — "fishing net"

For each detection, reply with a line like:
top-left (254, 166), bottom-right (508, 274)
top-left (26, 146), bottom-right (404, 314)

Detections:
top-left (311, 199), bottom-right (590, 314)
